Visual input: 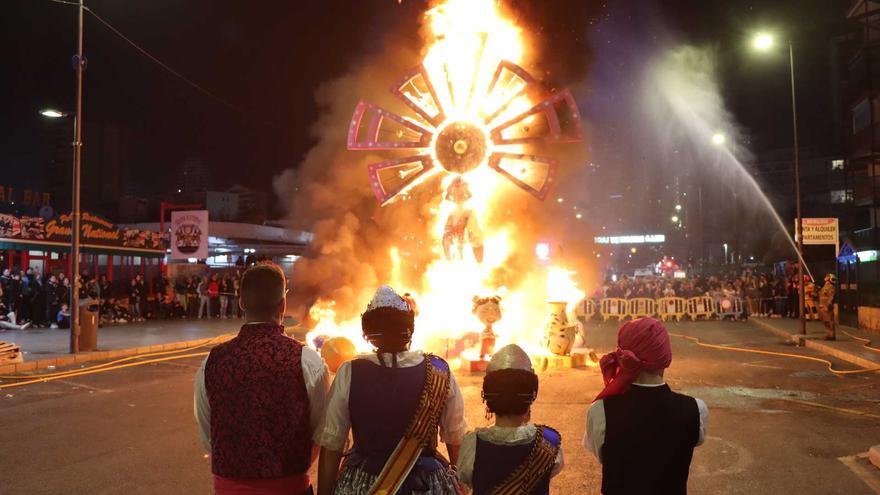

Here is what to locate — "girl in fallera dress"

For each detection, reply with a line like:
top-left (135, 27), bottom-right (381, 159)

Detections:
top-left (315, 285), bottom-right (466, 495)
top-left (458, 344), bottom-right (563, 495)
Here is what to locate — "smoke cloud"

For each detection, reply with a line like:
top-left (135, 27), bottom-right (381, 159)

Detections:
top-left (274, 4), bottom-right (593, 322)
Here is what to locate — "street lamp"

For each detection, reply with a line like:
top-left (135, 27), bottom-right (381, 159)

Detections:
top-left (671, 215), bottom-right (680, 223)
top-left (752, 31), bottom-right (806, 336)
top-left (711, 132), bottom-right (726, 146)
top-left (753, 33), bottom-right (774, 51)
top-left (40, 104), bottom-right (83, 353)
top-left (40, 109), bottom-right (68, 119)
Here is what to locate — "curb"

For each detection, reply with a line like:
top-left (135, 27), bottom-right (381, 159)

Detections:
top-left (0, 334), bottom-right (234, 376)
top-left (750, 319), bottom-right (880, 371)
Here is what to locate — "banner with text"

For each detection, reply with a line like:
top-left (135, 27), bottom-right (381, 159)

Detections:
top-left (170, 210), bottom-right (209, 260)
top-left (796, 218), bottom-right (839, 255)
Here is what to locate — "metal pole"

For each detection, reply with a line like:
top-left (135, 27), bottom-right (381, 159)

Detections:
top-left (790, 42), bottom-right (806, 337)
top-left (70, 0), bottom-right (84, 353)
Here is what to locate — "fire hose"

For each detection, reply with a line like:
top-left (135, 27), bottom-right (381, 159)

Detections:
top-left (667, 332), bottom-right (880, 376)
top-left (1, 330), bottom-right (877, 390)
top-left (0, 334), bottom-right (231, 390)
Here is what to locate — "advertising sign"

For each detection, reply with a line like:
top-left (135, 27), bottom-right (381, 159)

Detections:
top-left (170, 210), bottom-right (209, 260)
top-left (0, 212), bottom-right (165, 251)
top-left (796, 218), bottom-right (839, 255)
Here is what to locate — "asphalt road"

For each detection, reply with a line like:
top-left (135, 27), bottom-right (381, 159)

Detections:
top-left (2, 320), bottom-right (879, 495)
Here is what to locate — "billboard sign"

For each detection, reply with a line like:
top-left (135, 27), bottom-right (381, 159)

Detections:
top-left (170, 210), bottom-right (209, 260)
top-left (796, 218), bottom-right (839, 255)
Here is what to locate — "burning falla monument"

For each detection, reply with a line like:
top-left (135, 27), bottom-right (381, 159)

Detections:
top-left (301, 0), bottom-right (592, 369)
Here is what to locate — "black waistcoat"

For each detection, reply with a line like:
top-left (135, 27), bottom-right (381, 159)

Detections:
top-left (601, 384), bottom-right (699, 495)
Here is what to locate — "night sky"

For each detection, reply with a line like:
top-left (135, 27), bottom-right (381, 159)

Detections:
top-left (1, 0), bottom-right (854, 217)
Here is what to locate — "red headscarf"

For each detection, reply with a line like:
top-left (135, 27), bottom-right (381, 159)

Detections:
top-left (593, 318), bottom-right (672, 402)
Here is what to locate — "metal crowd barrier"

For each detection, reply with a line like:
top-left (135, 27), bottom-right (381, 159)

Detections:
top-left (627, 298), bottom-right (657, 319)
top-left (585, 296), bottom-right (747, 322)
top-left (657, 297), bottom-right (687, 322)
top-left (687, 296), bottom-right (716, 320)
top-left (575, 298), bottom-right (598, 323)
top-left (715, 296), bottom-right (744, 319)
top-left (600, 298), bottom-right (628, 322)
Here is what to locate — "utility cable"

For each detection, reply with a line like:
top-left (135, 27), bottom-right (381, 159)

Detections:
top-left (84, 6), bottom-right (251, 119)
top-left (38, 0), bottom-right (254, 120)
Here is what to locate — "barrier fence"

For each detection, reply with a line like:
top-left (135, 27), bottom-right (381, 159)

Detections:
top-left (578, 296), bottom-right (750, 322)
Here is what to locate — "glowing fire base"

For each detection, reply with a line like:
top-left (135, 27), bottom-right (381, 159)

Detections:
top-left (458, 350), bottom-right (593, 374)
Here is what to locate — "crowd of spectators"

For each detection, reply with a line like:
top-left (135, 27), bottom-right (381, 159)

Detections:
top-left (594, 268), bottom-right (829, 319)
top-left (0, 267), bottom-right (243, 330)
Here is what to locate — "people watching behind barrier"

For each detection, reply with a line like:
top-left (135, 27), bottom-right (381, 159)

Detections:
top-left (594, 268), bottom-right (832, 320)
top-left (0, 267), bottom-right (244, 329)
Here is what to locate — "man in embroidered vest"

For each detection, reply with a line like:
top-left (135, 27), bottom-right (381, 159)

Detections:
top-left (584, 318), bottom-right (708, 495)
top-left (194, 262), bottom-right (330, 495)
top-left (458, 344), bottom-right (563, 495)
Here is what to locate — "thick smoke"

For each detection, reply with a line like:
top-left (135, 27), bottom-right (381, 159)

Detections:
top-left (275, 3), bottom-right (593, 322)
top-left (273, 38), bottom-right (435, 321)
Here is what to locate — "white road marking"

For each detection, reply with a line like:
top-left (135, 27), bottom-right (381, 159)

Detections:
top-left (784, 397), bottom-right (880, 420)
top-left (838, 453), bottom-right (880, 494)
top-left (56, 379), bottom-right (112, 393)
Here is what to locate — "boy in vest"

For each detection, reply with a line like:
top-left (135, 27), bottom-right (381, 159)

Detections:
top-left (315, 285), bottom-right (465, 495)
top-left (194, 262), bottom-right (330, 495)
top-left (458, 344), bottom-right (563, 494)
top-left (584, 318), bottom-right (708, 495)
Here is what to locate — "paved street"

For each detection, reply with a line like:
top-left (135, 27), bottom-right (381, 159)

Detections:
top-left (2, 320), bottom-right (880, 494)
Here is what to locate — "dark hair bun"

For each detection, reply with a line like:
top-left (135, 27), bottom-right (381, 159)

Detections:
top-left (482, 368), bottom-right (539, 416)
top-left (361, 306), bottom-right (414, 353)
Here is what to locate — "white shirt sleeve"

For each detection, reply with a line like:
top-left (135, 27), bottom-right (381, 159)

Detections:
top-left (313, 360), bottom-right (352, 452)
top-left (440, 372), bottom-right (466, 446)
top-left (552, 444), bottom-right (565, 477)
top-left (696, 398), bottom-right (709, 446)
top-left (583, 400), bottom-right (605, 463)
top-left (300, 346), bottom-right (331, 436)
top-left (193, 357), bottom-right (212, 453)
top-left (456, 432), bottom-right (478, 488)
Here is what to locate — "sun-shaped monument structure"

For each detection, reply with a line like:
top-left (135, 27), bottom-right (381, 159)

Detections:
top-left (347, 59), bottom-right (583, 204)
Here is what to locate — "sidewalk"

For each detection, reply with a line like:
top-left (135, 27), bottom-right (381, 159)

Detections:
top-left (0, 318), bottom-right (241, 374)
top-left (750, 317), bottom-right (880, 370)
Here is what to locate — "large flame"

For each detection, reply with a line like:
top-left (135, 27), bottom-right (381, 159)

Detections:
top-left (306, 0), bottom-right (584, 360)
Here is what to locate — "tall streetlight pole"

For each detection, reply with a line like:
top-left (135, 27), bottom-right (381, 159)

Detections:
top-left (753, 33), bottom-right (806, 336)
top-left (70, 0), bottom-right (85, 353)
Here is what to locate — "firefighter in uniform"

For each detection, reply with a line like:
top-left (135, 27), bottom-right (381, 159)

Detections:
top-left (818, 273), bottom-right (837, 341)
top-left (803, 276), bottom-right (819, 321)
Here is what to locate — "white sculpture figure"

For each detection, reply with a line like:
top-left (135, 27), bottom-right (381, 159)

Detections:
top-left (543, 301), bottom-right (577, 356)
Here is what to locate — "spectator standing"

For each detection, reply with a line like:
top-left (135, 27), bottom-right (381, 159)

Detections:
top-left (208, 274), bottom-right (220, 318)
top-left (194, 262), bottom-right (329, 495)
top-left (135, 274), bottom-right (147, 319)
top-left (457, 344), bottom-right (563, 493)
top-left (130, 278), bottom-right (143, 321)
top-left (584, 318), bottom-right (708, 494)
top-left (186, 276), bottom-right (199, 318)
top-left (46, 275), bottom-right (61, 329)
top-left (198, 276), bottom-right (211, 319)
top-left (174, 276), bottom-right (188, 314)
top-left (232, 275), bottom-right (242, 318)
top-left (218, 275), bottom-right (230, 319)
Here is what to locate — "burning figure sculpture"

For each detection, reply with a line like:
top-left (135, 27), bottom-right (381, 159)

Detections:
top-left (443, 177), bottom-right (484, 263)
top-left (473, 295), bottom-right (502, 359)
